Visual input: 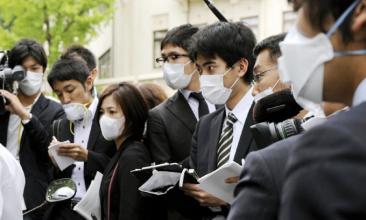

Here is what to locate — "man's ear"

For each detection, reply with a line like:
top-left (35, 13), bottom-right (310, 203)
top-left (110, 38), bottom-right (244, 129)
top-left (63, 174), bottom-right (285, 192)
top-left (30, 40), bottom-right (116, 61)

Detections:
top-left (352, 0), bottom-right (366, 32)
top-left (85, 75), bottom-right (94, 92)
top-left (237, 58), bottom-right (248, 78)
top-left (90, 68), bottom-right (98, 80)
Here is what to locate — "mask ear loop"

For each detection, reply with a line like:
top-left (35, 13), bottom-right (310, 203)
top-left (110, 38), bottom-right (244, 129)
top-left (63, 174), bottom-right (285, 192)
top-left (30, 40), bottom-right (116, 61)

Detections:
top-left (327, 0), bottom-right (366, 57)
top-left (326, 0), bottom-right (360, 37)
top-left (272, 79), bottom-right (281, 91)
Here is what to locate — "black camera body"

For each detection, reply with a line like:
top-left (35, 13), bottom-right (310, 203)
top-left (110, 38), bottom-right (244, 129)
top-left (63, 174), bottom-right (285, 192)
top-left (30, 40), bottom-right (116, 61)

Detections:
top-left (0, 51), bottom-right (26, 115)
top-left (250, 118), bottom-right (304, 148)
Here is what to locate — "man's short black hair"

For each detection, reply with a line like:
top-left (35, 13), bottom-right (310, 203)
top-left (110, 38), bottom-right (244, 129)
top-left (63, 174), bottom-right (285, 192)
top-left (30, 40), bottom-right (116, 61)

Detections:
top-left (48, 58), bottom-right (90, 89)
top-left (190, 22), bottom-right (257, 84)
top-left (61, 45), bottom-right (96, 72)
top-left (253, 33), bottom-right (287, 62)
top-left (8, 39), bottom-right (47, 71)
top-left (161, 24), bottom-right (199, 51)
top-left (290, 0), bottom-right (356, 43)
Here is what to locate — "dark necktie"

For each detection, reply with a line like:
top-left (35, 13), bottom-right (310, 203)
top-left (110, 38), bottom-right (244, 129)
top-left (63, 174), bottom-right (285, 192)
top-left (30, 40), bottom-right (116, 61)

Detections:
top-left (190, 92), bottom-right (210, 118)
top-left (217, 112), bottom-right (238, 168)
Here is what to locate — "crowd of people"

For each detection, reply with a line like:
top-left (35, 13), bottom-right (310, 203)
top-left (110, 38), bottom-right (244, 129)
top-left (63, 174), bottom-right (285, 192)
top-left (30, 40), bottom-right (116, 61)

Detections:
top-left (1, 0), bottom-right (366, 219)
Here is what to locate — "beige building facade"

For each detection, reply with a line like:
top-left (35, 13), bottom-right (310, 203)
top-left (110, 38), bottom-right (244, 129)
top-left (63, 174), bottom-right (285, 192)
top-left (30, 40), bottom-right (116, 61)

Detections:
top-left (88, 0), bottom-right (296, 91)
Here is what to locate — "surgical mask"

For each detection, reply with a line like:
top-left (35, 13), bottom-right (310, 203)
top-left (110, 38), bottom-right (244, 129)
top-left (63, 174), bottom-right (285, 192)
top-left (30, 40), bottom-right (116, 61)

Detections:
top-left (163, 61), bottom-right (196, 89)
top-left (19, 71), bottom-right (43, 96)
top-left (99, 115), bottom-right (125, 141)
top-left (253, 79), bottom-right (280, 103)
top-left (278, 0), bottom-right (366, 116)
top-left (200, 67), bottom-right (240, 105)
top-left (63, 103), bottom-right (89, 122)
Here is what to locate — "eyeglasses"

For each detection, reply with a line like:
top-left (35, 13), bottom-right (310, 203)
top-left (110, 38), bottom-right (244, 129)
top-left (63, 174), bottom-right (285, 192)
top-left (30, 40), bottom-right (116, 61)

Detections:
top-left (155, 54), bottom-right (190, 64)
top-left (252, 66), bottom-right (278, 84)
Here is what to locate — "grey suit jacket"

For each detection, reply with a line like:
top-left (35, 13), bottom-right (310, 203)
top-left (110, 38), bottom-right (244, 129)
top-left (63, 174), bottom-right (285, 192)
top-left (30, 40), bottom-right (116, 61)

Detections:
top-left (146, 91), bottom-right (198, 164)
top-left (228, 135), bottom-right (300, 220)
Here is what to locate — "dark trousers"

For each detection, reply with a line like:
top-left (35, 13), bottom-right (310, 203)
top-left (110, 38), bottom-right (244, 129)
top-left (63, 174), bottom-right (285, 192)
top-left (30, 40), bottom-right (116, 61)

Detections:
top-left (43, 201), bottom-right (84, 220)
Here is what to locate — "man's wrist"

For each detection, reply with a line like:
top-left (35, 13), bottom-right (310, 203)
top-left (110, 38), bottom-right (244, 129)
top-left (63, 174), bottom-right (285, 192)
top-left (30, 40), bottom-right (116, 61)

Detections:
top-left (21, 113), bottom-right (32, 124)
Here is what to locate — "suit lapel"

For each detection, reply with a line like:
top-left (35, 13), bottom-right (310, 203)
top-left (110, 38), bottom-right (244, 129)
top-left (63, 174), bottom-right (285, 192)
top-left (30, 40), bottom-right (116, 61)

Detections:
top-left (30, 95), bottom-right (47, 117)
top-left (20, 95), bottom-right (47, 147)
top-left (166, 91), bottom-right (197, 133)
top-left (208, 108), bottom-right (226, 172)
top-left (87, 116), bottom-right (100, 150)
top-left (234, 103), bottom-right (255, 163)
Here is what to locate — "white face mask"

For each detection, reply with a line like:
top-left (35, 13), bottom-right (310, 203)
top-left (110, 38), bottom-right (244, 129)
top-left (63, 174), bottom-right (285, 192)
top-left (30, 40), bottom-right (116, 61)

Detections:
top-left (19, 71), bottom-right (43, 96)
top-left (200, 67), bottom-right (240, 105)
top-left (163, 61), bottom-right (196, 89)
top-left (278, 0), bottom-right (366, 115)
top-left (253, 79), bottom-right (280, 103)
top-left (63, 103), bottom-right (89, 122)
top-left (99, 115), bottom-right (125, 141)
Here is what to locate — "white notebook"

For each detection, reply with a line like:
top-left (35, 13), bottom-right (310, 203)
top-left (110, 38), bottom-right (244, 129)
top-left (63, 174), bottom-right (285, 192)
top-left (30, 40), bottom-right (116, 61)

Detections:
top-left (48, 140), bottom-right (74, 171)
top-left (198, 161), bottom-right (243, 204)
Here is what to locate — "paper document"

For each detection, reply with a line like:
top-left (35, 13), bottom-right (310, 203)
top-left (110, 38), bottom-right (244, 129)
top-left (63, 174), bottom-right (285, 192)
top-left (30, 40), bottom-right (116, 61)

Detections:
top-left (48, 140), bottom-right (74, 171)
top-left (74, 172), bottom-right (103, 220)
top-left (198, 161), bottom-right (243, 204)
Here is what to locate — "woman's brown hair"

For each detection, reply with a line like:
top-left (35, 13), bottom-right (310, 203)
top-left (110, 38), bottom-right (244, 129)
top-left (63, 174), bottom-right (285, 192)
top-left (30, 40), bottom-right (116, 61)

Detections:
top-left (137, 82), bottom-right (168, 109)
top-left (98, 82), bottom-right (148, 142)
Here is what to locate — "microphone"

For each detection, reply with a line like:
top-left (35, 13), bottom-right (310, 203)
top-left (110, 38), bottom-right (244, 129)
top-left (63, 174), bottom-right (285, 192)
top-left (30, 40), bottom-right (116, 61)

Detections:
top-left (203, 0), bottom-right (228, 22)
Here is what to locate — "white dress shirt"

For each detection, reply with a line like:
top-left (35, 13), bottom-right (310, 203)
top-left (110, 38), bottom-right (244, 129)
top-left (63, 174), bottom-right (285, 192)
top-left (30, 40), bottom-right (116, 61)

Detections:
top-left (6, 95), bottom-right (40, 160)
top-left (71, 98), bottom-right (99, 199)
top-left (353, 78), bottom-right (366, 107)
top-left (222, 88), bottom-right (254, 162)
top-left (180, 90), bottom-right (216, 120)
top-left (0, 144), bottom-right (25, 220)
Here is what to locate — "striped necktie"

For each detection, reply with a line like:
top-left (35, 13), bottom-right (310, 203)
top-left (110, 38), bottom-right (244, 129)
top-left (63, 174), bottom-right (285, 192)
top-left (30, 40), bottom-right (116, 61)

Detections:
top-left (217, 112), bottom-right (238, 168)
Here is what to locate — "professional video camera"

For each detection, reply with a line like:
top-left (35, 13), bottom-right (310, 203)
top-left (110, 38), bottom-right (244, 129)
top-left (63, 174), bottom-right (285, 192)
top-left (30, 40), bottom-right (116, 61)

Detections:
top-left (250, 89), bottom-right (305, 148)
top-left (0, 51), bottom-right (26, 115)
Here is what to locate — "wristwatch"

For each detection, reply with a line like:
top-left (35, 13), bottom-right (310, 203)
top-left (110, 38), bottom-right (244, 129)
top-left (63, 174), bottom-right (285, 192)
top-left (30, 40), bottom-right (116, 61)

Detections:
top-left (21, 113), bottom-right (32, 125)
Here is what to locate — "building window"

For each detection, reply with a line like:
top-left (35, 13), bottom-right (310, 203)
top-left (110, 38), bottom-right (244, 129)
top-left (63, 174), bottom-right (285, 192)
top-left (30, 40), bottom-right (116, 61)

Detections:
top-left (283, 11), bottom-right (297, 32)
top-left (241, 16), bottom-right (259, 38)
top-left (153, 30), bottom-right (167, 69)
top-left (98, 49), bottom-right (112, 79)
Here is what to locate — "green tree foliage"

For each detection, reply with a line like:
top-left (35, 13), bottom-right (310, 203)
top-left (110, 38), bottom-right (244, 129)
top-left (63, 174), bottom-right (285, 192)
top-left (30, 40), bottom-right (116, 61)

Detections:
top-left (0, 0), bottom-right (114, 65)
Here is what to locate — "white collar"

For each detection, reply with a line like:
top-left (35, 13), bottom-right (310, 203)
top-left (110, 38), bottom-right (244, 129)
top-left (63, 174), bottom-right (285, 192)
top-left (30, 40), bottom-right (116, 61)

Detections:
top-left (225, 88), bottom-right (254, 124)
top-left (352, 77), bottom-right (366, 106)
top-left (75, 98), bottom-right (98, 124)
top-left (180, 89), bottom-right (193, 101)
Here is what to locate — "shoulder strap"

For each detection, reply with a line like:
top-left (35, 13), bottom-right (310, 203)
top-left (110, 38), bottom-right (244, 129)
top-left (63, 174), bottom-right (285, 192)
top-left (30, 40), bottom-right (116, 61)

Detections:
top-left (52, 119), bottom-right (62, 140)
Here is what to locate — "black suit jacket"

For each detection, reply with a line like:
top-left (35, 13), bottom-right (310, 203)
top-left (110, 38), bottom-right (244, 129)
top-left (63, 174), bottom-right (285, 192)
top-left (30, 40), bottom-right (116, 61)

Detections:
top-left (227, 135), bottom-right (300, 220)
top-left (146, 91), bottom-right (198, 164)
top-left (100, 139), bottom-right (152, 220)
top-left (0, 94), bottom-right (64, 215)
top-left (188, 104), bottom-right (257, 177)
top-left (176, 104), bottom-right (257, 220)
top-left (280, 102), bottom-right (366, 220)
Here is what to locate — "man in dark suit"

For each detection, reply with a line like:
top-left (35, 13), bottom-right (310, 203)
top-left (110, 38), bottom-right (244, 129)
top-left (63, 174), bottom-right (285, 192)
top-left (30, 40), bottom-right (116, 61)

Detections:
top-left (181, 22), bottom-right (258, 219)
top-left (0, 39), bottom-right (65, 220)
top-left (277, 0), bottom-right (366, 219)
top-left (227, 33), bottom-right (291, 220)
top-left (44, 58), bottom-right (115, 220)
top-left (146, 24), bottom-right (217, 164)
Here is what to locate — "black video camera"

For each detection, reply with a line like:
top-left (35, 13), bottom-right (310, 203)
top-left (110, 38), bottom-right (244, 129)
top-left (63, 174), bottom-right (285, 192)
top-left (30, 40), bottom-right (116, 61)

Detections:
top-left (250, 118), bottom-right (304, 148)
top-left (0, 51), bottom-right (26, 115)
